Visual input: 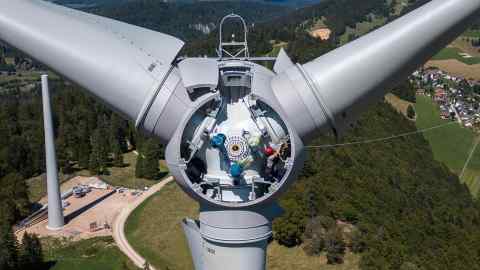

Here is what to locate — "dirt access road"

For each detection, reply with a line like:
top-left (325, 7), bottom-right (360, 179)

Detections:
top-left (112, 176), bottom-right (174, 269)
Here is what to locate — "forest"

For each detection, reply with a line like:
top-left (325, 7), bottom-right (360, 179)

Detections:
top-left (1, 0), bottom-right (480, 269)
top-left (0, 80), bottom-right (166, 269)
top-left (92, 0), bottom-right (291, 40)
top-left (274, 102), bottom-right (480, 269)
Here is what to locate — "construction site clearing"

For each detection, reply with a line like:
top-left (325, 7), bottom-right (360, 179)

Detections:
top-left (15, 176), bottom-right (145, 241)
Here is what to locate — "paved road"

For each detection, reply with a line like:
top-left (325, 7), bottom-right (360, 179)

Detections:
top-left (450, 104), bottom-right (463, 125)
top-left (112, 177), bottom-right (174, 269)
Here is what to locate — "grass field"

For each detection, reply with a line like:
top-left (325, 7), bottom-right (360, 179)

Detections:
top-left (432, 47), bottom-right (480, 65)
top-left (95, 151), bottom-right (169, 189)
top-left (125, 182), bottom-right (360, 270)
top-left (415, 95), bottom-right (480, 196)
top-left (0, 71), bottom-right (61, 92)
top-left (42, 237), bottom-right (136, 270)
top-left (27, 174), bottom-right (73, 203)
top-left (125, 182), bottom-right (198, 270)
top-left (27, 151), bottom-right (169, 203)
top-left (463, 29), bottom-right (480, 38)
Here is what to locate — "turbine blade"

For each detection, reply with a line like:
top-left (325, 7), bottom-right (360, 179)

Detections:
top-left (0, 0), bottom-right (184, 123)
top-left (272, 0), bottom-right (480, 141)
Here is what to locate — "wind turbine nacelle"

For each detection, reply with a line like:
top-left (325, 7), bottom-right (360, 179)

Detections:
top-left (2, 0), bottom-right (480, 211)
top-left (161, 58), bottom-right (305, 208)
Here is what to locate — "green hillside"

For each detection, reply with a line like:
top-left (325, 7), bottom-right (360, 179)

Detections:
top-left (125, 181), bottom-right (362, 270)
top-left (126, 102), bottom-right (480, 270)
top-left (274, 102), bottom-right (480, 270)
top-left (93, 1), bottom-right (291, 40)
top-left (415, 95), bottom-right (480, 196)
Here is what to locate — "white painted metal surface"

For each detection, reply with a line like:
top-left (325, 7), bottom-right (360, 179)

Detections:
top-left (41, 75), bottom-right (65, 231)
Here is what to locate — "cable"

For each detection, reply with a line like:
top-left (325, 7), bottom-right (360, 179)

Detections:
top-left (306, 121), bottom-right (457, 149)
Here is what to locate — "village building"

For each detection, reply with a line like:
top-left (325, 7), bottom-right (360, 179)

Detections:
top-left (434, 88), bottom-right (447, 104)
top-left (416, 89), bottom-right (426, 96)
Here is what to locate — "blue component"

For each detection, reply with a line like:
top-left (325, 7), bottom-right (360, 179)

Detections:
top-left (230, 163), bottom-right (243, 178)
top-left (211, 133), bottom-right (226, 148)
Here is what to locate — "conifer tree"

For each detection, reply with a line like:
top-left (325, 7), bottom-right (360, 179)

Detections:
top-left (89, 130), bottom-right (103, 175)
top-left (0, 221), bottom-right (18, 270)
top-left (76, 119), bottom-right (91, 167)
top-left (325, 228), bottom-right (346, 264)
top-left (78, 141), bottom-right (91, 169)
top-left (407, 105), bottom-right (416, 119)
top-left (135, 137), bottom-right (160, 179)
top-left (28, 134), bottom-right (45, 176)
top-left (89, 128), bottom-right (109, 175)
top-left (135, 153), bottom-right (145, 178)
top-left (56, 135), bottom-right (72, 174)
top-left (7, 136), bottom-right (33, 179)
top-left (112, 141), bottom-right (124, 167)
top-left (19, 232), bottom-right (43, 269)
top-left (1, 173), bottom-right (30, 220)
top-left (89, 150), bottom-right (101, 175)
top-left (142, 139), bottom-right (159, 180)
top-left (110, 114), bottom-right (128, 153)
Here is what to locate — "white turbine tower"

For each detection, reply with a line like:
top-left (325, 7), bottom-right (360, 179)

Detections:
top-left (41, 74), bottom-right (64, 231)
top-left (1, 0), bottom-right (479, 269)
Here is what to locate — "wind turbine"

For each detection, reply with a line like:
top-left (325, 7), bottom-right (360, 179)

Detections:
top-left (1, 0), bottom-right (479, 269)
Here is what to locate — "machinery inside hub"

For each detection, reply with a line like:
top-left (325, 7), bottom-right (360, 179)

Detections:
top-left (180, 66), bottom-right (292, 204)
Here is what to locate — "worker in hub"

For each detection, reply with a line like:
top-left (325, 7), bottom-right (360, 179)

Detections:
top-left (211, 133), bottom-right (243, 185)
top-left (264, 146), bottom-right (280, 182)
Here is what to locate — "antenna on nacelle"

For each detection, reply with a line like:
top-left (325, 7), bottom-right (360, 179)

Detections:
top-left (218, 13), bottom-right (250, 59)
top-left (216, 14), bottom-right (276, 62)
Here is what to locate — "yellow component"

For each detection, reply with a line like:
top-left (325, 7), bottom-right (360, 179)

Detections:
top-left (248, 135), bottom-right (261, 147)
top-left (238, 156), bottom-right (254, 168)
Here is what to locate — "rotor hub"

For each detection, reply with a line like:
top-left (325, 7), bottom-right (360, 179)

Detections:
top-left (176, 61), bottom-right (296, 207)
top-left (225, 135), bottom-right (250, 162)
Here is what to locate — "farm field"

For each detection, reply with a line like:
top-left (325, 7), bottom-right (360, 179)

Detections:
top-left (125, 182), bottom-right (360, 270)
top-left (432, 47), bottom-right (480, 65)
top-left (452, 38), bottom-right (480, 58)
top-left (42, 237), bottom-right (136, 270)
top-left (385, 93), bottom-right (414, 118)
top-left (415, 95), bottom-right (480, 196)
top-left (463, 29), bottom-right (480, 38)
top-left (425, 60), bottom-right (480, 81)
